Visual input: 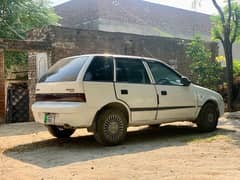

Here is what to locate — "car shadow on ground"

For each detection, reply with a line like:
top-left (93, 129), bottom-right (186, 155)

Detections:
top-left (3, 124), bottom-right (235, 169)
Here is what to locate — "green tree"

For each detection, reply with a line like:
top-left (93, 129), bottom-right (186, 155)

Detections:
top-left (211, 0), bottom-right (240, 111)
top-left (0, 0), bottom-right (59, 69)
top-left (0, 0), bottom-right (59, 39)
top-left (186, 36), bottom-right (223, 90)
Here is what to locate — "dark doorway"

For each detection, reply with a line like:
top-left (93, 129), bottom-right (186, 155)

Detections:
top-left (6, 83), bottom-right (29, 123)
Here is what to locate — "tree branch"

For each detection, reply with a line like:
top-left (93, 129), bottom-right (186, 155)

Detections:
top-left (212, 0), bottom-right (225, 24)
top-left (216, 34), bottom-right (224, 44)
top-left (228, 0), bottom-right (232, 23)
top-left (231, 9), bottom-right (239, 44)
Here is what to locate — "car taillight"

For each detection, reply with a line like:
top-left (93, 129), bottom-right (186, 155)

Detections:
top-left (36, 93), bottom-right (86, 102)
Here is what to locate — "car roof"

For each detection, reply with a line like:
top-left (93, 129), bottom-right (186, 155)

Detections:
top-left (60, 54), bottom-right (183, 77)
top-left (78, 54), bottom-right (165, 63)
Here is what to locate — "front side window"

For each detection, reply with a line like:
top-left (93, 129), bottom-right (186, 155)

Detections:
top-left (116, 58), bottom-right (150, 84)
top-left (39, 56), bottom-right (88, 83)
top-left (84, 56), bottom-right (113, 82)
top-left (148, 61), bottom-right (182, 86)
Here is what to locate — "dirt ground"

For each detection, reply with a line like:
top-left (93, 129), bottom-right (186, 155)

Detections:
top-left (0, 114), bottom-right (240, 180)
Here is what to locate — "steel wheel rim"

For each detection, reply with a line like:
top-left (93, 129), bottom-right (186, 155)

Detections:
top-left (103, 114), bottom-right (124, 142)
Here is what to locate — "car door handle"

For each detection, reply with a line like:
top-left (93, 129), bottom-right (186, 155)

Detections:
top-left (121, 89), bottom-right (128, 95)
top-left (161, 91), bottom-right (167, 96)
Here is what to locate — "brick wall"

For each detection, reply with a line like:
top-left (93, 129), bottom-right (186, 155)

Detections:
top-left (28, 52), bottom-right (37, 121)
top-left (27, 25), bottom-right (218, 86)
top-left (55, 0), bottom-right (99, 30)
top-left (44, 26), bottom-right (217, 75)
top-left (55, 0), bottom-right (211, 40)
top-left (0, 49), bottom-right (5, 123)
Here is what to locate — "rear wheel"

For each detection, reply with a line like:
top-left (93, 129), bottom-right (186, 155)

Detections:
top-left (196, 103), bottom-right (219, 132)
top-left (94, 109), bottom-right (128, 146)
top-left (47, 125), bottom-right (75, 138)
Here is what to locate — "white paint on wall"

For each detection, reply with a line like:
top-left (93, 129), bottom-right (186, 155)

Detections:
top-left (36, 53), bottom-right (48, 80)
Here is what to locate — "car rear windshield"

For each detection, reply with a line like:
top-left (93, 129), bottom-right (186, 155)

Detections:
top-left (39, 56), bottom-right (88, 83)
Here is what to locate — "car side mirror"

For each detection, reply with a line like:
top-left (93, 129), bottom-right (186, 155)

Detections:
top-left (181, 76), bottom-right (191, 86)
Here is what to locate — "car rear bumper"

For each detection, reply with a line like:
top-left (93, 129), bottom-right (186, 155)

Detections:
top-left (32, 102), bottom-right (95, 128)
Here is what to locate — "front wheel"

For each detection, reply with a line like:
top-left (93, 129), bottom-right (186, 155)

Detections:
top-left (47, 125), bottom-right (75, 138)
top-left (94, 109), bottom-right (128, 146)
top-left (196, 103), bottom-right (219, 132)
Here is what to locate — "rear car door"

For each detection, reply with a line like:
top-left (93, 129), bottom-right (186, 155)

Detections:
top-left (83, 56), bottom-right (116, 113)
top-left (114, 57), bottom-right (158, 123)
top-left (147, 60), bottom-right (197, 122)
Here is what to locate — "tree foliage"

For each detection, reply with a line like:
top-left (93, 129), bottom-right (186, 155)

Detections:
top-left (0, 0), bottom-right (59, 39)
top-left (0, 0), bottom-right (59, 70)
top-left (233, 60), bottom-right (240, 77)
top-left (4, 51), bottom-right (27, 69)
top-left (186, 36), bottom-right (223, 90)
top-left (211, 1), bottom-right (240, 44)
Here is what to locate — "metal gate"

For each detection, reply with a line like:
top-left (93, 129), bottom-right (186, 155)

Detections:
top-left (6, 83), bottom-right (29, 123)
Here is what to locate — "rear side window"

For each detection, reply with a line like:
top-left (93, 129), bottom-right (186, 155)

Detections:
top-left (116, 58), bottom-right (150, 84)
top-left (39, 56), bottom-right (88, 83)
top-left (84, 56), bottom-right (113, 82)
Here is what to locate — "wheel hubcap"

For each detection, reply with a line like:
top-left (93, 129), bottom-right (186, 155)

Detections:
top-left (108, 121), bottom-right (119, 134)
top-left (58, 127), bottom-right (65, 131)
top-left (103, 114), bottom-right (124, 142)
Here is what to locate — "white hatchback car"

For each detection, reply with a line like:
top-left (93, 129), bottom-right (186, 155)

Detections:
top-left (32, 54), bottom-right (224, 145)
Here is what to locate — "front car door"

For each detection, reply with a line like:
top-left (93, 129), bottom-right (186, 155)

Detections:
top-left (114, 57), bottom-right (158, 124)
top-left (146, 60), bottom-right (197, 122)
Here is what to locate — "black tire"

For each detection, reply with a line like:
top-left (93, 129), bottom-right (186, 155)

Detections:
top-left (47, 125), bottom-right (75, 138)
top-left (149, 124), bottom-right (160, 128)
top-left (196, 103), bottom-right (219, 132)
top-left (94, 109), bottom-right (128, 146)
